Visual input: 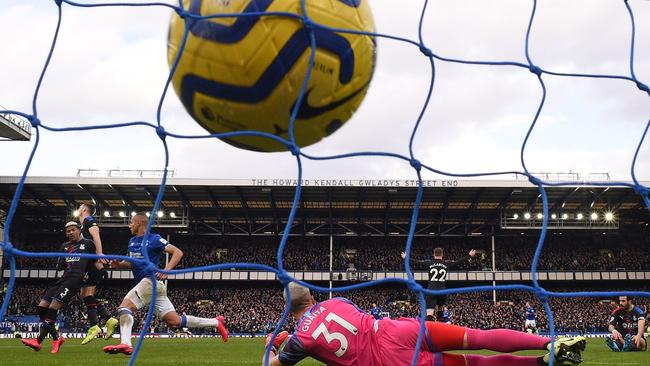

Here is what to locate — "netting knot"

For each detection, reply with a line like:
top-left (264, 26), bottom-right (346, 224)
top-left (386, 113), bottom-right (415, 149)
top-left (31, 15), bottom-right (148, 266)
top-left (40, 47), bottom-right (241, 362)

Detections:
top-left (636, 81), bottom-right (649, 93)
top-left (54, 0), bottom-right (63, 6)
top-left (534, 289), bottom-right (549, 302)
top-left (0, 241), bottom-right (14, 255)
top-left (419, 46), bottom-right (434, 58)
top-left (302, 16), bottom-right (315, 30)
top-left (409, 159), bottom-right (422, 171)
top-left (28, 116), bottom-right (41, 128)
top-left (288, 144), bottom-right (301, 156)
top-left (277, 271), bottom-right (292, 285)
top-left (407, 281), bottom-right (423, 293)
top-left (527, 175), bottom-right (542, 186)
top-left (633, 185), bottom-right (648, 196)
top-left (156, 126), bottom-right (167, 140)
top-left (528, 65), bottom-right (542, 76)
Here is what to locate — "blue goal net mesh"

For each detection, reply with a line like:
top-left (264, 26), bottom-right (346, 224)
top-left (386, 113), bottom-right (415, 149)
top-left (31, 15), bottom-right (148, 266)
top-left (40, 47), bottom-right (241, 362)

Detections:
top-left (1, 1), bottom-right (650, 365)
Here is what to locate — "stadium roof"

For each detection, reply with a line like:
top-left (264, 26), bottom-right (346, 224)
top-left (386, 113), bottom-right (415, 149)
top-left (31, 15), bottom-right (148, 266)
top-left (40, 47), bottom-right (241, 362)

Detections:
top-left (0, 176), bottom-right (648, 236)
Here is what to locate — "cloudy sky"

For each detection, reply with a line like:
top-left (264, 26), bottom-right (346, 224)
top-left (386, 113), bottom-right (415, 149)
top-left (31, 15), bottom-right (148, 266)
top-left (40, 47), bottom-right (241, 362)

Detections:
top-left (0, 0), bottom-right (648, 182)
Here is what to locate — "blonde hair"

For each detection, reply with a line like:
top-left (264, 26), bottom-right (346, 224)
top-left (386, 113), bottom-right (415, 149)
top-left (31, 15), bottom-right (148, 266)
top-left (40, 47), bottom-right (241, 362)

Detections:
top-left (284, 282), bottom-right (313, 313)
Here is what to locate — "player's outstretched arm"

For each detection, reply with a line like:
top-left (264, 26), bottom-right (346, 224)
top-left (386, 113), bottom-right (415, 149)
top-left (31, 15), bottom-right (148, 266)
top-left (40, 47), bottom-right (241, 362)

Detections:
top-left (262, 353), bottom-right (283, 366)
top-left (634, 317), bottom-right (646, 348)
top-left (158, 244), bottom-right (183, 280)
top-left (109, 259), bottom-right (131, 269)
top-left (608, 323), bottom-right (623, 342)
top-left (262, 331), bottom-right (288, 366)
top-left (88, 225), bottom-right (108, 265)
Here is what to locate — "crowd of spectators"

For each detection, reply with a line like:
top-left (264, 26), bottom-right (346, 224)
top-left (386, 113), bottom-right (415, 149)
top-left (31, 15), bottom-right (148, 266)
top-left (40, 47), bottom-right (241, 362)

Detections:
top-left (2, 282), bottom-right (648, 335)
top-left (6, 234), bottom-right (649, 272)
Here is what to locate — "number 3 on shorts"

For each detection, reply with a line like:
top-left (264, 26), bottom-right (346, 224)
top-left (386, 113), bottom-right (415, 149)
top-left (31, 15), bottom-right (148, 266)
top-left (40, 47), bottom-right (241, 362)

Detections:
top-left (311, 312), bottom-right (358, 357)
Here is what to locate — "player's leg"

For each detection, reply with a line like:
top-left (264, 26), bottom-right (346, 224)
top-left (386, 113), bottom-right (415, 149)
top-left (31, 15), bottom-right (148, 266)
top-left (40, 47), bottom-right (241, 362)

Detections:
top-left (104, 280), bottom-right (150, 355)
top-left (437, 353), bottom-right (580, 366)
top-left (21, 298), bottom-right (51, 351)
top-left (103, 297), bottom-right (138, 355)
top-left (81, 285), bottom-right (103, 344)
top-left (425, 322), bottom-right (585, 354)
top-left (46, 299), bottom-right (66, 353)
top-left (83, 265), bottom-right (115, 323)
top-left (155, 284), bottom-right (228, 342)
top-left (81, 281), bottom-right (117, 344)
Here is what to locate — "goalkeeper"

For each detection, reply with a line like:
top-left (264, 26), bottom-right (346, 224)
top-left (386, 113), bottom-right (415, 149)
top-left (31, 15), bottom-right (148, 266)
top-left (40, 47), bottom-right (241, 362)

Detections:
top-left (262, 283), bottom-right (587, 366)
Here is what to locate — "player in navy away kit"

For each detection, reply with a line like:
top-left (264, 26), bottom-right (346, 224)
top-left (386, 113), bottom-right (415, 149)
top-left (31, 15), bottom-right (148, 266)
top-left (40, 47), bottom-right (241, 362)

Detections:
top-left (402, 248), bottom-right (476, 321)
top-left (103, 213), bottom-right (229, 355)
top-left (21, 222), bottom-right (96, 353)
top-left (76, 203), bottom-right (119, 345)
top-left (606, 296), bottom-right (647, 352)
top-left (524, 302), bottom-right (537, 334)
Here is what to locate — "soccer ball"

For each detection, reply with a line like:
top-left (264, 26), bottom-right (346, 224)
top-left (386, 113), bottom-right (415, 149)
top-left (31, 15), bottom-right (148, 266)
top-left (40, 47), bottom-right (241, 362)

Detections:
top-left (167, 0), bottom-right (376, 152)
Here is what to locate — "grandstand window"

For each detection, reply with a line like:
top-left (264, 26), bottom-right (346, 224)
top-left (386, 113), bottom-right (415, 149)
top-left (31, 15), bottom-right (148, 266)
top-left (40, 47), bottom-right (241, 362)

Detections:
top-left (303, 201), bottom-right (330, 208)
top-left (477, 202), bottom-right (499, 209)
top-left (162, 200), bottom-right (183, 207)
top-left (419, 202), bottom-right (443, 209)
top-left (246, 201), bottom-right (271, 208)
top-left (390, 202), bottom-right (414, 209)
top-left (46, 199), bottom-right (66, 206)
top-left (190, 200), bottom-right (215, 207)
top-left (360, 202), bottom-right (386, 209)
top-left (331, 201), bottom-right (359, 208)
top-left (448, 202), bottom-right (471, 209)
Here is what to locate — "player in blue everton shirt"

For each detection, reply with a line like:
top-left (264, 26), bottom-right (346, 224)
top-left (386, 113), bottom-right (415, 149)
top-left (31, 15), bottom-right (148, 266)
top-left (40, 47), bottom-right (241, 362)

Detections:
top-left (370, 303), bottom-right (383, 320)
top-left (441, 306), bottom-right (452, 324)
top-left (103, 213), bottom-right (229, 355)
top-left (524, 302), bottom-right (537, 334)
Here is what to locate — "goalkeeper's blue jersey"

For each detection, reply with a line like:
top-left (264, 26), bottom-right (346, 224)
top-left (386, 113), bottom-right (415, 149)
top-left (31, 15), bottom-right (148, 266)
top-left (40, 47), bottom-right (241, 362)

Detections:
top-left (127, 233), bottom-right (168, 283)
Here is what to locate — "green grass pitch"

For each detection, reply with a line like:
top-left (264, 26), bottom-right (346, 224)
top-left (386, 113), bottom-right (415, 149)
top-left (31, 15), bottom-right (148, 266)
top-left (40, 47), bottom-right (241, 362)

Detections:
top-left (1, 337), bottom-right (648, 365)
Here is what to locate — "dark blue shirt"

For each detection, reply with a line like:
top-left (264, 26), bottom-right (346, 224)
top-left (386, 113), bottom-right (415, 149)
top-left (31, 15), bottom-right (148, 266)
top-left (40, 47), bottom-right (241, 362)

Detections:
top-left (127, 233), bottom-right (168, 283)
top-left (370, 306), bottom-right (383, 320)
top-left (441, 309), bottom-right (451, 323)
top-left (526, 307), bottom-right (536, 321)
top-left (609, 306), bottom-right (646, 336)
top-left (81, 215), bottom-right (99, 242)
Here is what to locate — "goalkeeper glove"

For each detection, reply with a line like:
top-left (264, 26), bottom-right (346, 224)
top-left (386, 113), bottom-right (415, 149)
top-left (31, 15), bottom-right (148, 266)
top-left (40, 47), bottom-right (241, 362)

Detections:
top-left (265, 331), bottom-right (289, 354)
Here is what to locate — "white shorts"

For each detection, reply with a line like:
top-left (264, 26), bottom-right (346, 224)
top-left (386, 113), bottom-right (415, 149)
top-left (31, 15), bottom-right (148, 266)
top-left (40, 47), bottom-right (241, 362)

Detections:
top-left (525, 319), bottom-right (537, 329)
top-left (125, 278), bottom-right (176, 318)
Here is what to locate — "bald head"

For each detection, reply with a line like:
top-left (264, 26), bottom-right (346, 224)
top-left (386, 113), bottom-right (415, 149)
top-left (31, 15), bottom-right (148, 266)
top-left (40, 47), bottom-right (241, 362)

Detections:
top-left (284, 282), bottom-right (315, 314)
top-left (129, 212), bottom-right (149, 235)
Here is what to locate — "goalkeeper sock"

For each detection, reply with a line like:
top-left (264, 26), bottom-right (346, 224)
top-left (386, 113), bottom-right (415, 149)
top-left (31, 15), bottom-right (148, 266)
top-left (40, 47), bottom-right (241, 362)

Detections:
top-left (181, 315), bottom-right (218, 329)
top-left (118, 308), bottom-right (134, 346)
top-left (467, 328), bottom-right (548, 352)
top-left (84, 296), bottom-right (99, 327)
